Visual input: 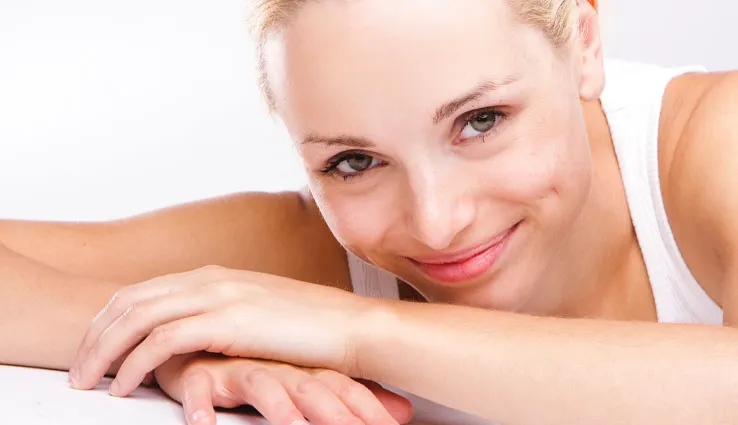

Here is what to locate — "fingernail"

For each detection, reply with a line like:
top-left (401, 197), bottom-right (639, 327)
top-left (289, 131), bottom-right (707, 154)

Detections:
top-left (191, 410), bottom-right (208, 425)
top-left (109, 379), bottom-right (121, 396)
top-left (68, 368), bottom-right (80, 388)
top-left (290, 420), bottom-right (310, 425)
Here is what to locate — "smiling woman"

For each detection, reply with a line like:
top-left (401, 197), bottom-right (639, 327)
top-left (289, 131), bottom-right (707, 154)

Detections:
top-left (4, 1), bottom-right (738, 425)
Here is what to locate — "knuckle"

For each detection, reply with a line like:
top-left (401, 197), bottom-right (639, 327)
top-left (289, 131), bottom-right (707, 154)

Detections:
top-left (295, 376), bottom-right (327, 396)
top-left (245, 367), bottom-right (273, 386)
top-left (86, 343), bottom-right (102, 363)
top-left (314, 370), bottom-right (372, 400)
top-left (269, 399), bottom-right (299, 417)
top-left (198, 264), bottom-right (224, 274)
top-left (87, 342), bottom-right (117, 367)
top-left (182, 368), bottom-right (210, 387)
top-left (120, 303), bottom-right (146, 322)
top-left (336, 379), bottom-right (372, 402)
top-left (198, 265), bottom-right (231, 281)
top-left (204, 279), bottom-right (239, 299)
top-left (107, 289), bottom-right (132, 313)
top-left (150, 325), bottom-right (174, 346)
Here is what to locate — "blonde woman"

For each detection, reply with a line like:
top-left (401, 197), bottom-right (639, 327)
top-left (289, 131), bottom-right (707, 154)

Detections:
top-left (4, 0), bottom-right (738, 424)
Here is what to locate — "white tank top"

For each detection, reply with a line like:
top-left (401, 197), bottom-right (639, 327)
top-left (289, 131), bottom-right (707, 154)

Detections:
top-left (348, 59), bottom-right (723, 326)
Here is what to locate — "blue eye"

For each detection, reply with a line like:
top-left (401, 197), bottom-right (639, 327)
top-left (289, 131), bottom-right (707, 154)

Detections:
top-left (460, 110), bottom-right (504, 141)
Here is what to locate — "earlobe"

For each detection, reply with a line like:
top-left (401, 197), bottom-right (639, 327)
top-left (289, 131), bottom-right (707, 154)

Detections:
top-left (576, 0), bottom-right (605, 101)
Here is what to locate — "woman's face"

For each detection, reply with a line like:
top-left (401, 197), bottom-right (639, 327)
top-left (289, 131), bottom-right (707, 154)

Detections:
top-left (268, 0), bottom-right (605, 311)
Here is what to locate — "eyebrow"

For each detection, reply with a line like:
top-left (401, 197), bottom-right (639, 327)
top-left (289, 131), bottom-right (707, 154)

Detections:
top-left (300, 133), bottom-right (376, 148)
top-left (432, 76), bottom-right (520, 125)
top-left (300, 76), bottom-right (520, 148)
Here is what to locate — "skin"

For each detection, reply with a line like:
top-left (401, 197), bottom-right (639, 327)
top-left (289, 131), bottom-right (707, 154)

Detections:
top-left (274, 0), bottom-right (644, 318)
top-left (0, 192), bottom-right (349, 370)
top-left (3, 0), bottom-right (738, 424)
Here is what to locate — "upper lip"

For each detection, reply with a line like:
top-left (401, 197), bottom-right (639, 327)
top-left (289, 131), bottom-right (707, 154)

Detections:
top-left (408, 224), bottom-right (516, 265)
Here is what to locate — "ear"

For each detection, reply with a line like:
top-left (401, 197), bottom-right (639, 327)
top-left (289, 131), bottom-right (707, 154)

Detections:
top-left (575, 0), bottom-right (605, 101)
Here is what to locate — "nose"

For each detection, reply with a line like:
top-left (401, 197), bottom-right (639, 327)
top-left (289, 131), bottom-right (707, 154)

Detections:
top-left (405, 167), bottom-right (476, 251)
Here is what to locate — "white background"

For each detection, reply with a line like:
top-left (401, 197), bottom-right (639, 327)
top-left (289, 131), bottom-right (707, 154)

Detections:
top-left (1, 0), bottom-right (736, 221)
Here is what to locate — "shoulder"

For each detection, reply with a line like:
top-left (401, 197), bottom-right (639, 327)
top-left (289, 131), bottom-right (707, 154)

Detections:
top-left (659, 70), bottom-right (738, 306)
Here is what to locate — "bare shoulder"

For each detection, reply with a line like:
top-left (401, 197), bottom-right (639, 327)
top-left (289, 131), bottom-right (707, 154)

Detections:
top-left (659, 70), bottom-right (738, 307)
top-left (0, 189), bottom-right (350, 289)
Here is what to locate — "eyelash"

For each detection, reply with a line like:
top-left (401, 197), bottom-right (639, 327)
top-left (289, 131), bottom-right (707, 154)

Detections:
top-left (457, 108), bottom-right (507, 144)
top-left (318, 107), bottom-right (506, 182)
top-left (319, 151), bottom-right (381, 182)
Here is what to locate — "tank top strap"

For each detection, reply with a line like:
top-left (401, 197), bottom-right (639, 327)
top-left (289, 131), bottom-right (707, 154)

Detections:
top-left (600, 59), bottom-right (722, 325)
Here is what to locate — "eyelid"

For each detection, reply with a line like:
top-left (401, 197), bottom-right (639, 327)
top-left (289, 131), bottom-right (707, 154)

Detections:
top-left (453, 107), bottom-right (507, 144)
top-left (323, 149), bottom-right (378, 168)
top-left (459, 105), bottom-right (506, 122)
top-left (455, 106), bottom-right (505, 129)
top-left (318, 150), bottom-right (386, 181)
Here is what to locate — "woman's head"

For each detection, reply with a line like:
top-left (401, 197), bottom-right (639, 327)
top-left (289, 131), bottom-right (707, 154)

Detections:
top-left (249, 0), bottom-right (605, 313)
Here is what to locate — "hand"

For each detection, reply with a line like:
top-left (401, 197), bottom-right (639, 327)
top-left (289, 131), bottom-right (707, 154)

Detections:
top-left (155, 353), bottom-right (414, 425)
top-left (69, 266), bottom-right (383, 397)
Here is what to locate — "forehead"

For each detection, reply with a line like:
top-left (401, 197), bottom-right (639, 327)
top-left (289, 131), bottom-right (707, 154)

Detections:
top-left (266, 0), bottom-right (553, 131)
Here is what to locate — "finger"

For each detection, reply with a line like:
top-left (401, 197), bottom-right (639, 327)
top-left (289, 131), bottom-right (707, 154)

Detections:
top-left (231, 367), bottom-right (309, 425)
top-left (75, 288), bottom-right (228, 391)
top-left (357, 380), bottom-right (414, 425)
top-left (110, 313), bottom-right (226, 397)
top-left (142, 372), bottom-right (157, 388)
top-left (71, 266), bottom-right (225, 380)
top-left (314, 370), bottom-right (400, 425)
top-left (71, 276), bottom-right (181, 385)
top-left (181, 369), bottom-right (217, 425)
top-left (285, 373), bottom-right (364, 425)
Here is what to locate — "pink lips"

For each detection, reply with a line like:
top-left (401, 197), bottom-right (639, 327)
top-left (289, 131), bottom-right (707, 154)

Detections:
top-left (409, 223), bottom-right (519, 284)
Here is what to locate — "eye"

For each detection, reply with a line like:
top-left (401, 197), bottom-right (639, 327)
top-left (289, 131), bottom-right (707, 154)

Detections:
top-left (337, 154), bottom-right (379, 174)
top-left (459, 109), bottom-right (504, 142)
top-left (321, 152), bottom-right (383, 180)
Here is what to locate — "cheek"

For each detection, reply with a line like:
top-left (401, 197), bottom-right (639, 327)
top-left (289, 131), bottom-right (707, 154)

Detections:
top-left (482, 113), bottom-right (592, 218)
top-left (307, 180), bottom-right (392, 258)
top-left (480, 137), bottom-right (568, 206)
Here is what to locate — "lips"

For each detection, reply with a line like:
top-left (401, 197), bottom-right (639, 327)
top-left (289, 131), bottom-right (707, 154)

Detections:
top-left (409, 223), bottom-right (519, 284)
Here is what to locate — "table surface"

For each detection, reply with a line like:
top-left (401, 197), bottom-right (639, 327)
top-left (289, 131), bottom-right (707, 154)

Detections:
top-left (0, 365), bottom-right (492, 425)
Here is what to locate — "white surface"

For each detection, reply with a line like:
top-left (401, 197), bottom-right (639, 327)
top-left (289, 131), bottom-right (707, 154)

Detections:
top-left (0, 0), bottom-right (736, 221)
top-left (0, 366), bottom-right (269, 425)
top-left (0, 366), bottom-right (491, 425)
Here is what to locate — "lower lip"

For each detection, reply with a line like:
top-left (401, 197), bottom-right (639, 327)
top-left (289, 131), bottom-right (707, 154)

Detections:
top-left (411, 224), bottom-right (518, 284)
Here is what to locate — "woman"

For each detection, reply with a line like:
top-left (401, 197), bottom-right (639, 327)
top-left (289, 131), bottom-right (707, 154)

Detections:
top-left (5, 0), bottom-right (738, 424)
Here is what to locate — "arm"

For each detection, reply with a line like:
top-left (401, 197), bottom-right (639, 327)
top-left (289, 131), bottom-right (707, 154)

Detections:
top-left (357, 301), bottom-right (738, 425)
top-left (0, 191), bottom-right (348, 286)
top-left (67, 266), bottom-right (738, 425)
top-left (0, 190), bottom-right (349, 371)
top-left (65, 73), bottom-right (738, 423)
top-left (0, 242), bottom-right (122, 370)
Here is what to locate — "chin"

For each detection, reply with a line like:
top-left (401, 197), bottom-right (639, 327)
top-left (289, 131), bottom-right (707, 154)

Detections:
top-left (438, 278), bottom-right (539, 312)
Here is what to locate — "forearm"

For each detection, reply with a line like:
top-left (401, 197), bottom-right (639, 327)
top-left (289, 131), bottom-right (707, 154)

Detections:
top-left (357, 301), bottom-right (738, 425)
top-left (0, 242), bottom-right (122, 371)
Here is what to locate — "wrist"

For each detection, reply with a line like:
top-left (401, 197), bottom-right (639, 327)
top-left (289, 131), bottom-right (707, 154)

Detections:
top-left (347, 298), bottom-right (406, 381)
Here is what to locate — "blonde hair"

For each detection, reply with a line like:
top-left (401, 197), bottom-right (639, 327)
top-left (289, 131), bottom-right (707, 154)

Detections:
top-left (247, 0), bottom-right (587, 110)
